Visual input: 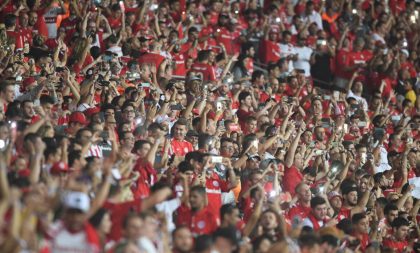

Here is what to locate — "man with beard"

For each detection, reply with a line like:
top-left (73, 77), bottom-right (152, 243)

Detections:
top-left (288, 183), bottom-right (312, 221)
top-left (20, 100), bottom-right (36, 124)
top-left (180, 27), bottom-right (200, 59)
top-left (172, 41), bottom-right (187, 77)
top-left (82, 12), bottom-right (112, 51)
top-left (175, 186), bottom-right (218, 236)
top-left (302, 196), bottom-right (335, 231)
top-left (337, 180), bottom-right (372, 221)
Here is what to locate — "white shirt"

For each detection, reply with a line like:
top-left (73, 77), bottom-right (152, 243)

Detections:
top-left (302, 10), bottom-right (323, 30)
top-left (279, 43), bottom-right (296, 73)
top-left (347, 90), bottom-right (368, 111)
top-left (372, 33), bottom-right (386, 45)
top-left (155, 198), bottom-right (181, 232)
top-left (302, 217), bottom-right (324, 229)
top-left (374, 146), bottom-right (392, 173)
top-left (49, 221), bottom-right (95, 253)
top-left (293, 46), bottom-right (313, 76)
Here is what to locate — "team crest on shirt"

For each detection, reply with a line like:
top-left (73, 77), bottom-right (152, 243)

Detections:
top-left (197, 221), bottom-right (206, 229)
top-left (184, 147), bottom-right (189, 153)
top-left (213, 181), bottom-right (219, 187)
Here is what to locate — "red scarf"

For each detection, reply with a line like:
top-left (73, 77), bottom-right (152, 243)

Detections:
top-left (308, 212), bottom-right (327, 231)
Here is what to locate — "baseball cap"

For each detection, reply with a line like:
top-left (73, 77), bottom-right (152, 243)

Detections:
top-left (84, 106), bottom-right (101, 118)
top-left (187, 75), bottom-right (202, 82)
top-left (69, 111), bottom-right (87, 125)
top-left (247, 154), bottom-right (261, 161)
top-left (22, 77), bottom-right (37, 91)
top-left (341, 184), bottom-right (358, 195)
top-left (327, 191), bottom-right (343, 201)
top-left (50, 161), bottom-right (69, 175)
top-left (63, 191), bottom-right (90, 213)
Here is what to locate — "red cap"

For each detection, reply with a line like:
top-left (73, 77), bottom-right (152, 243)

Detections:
top-left (343, 134), bottom-right (357, 141)
top-left (84, 107), bottom-right (101, 118)
top-left (22, 77), bottom-right (36, 91)
top-left (50, 161), bottom-right (69, 175)
top-left (69, 111), bottom-right (87, 125)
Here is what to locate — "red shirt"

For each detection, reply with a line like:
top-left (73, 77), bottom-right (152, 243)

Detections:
top-left (107, 16), bottom-right (122, 29)
top-left (180, 40), bottom-right (198, 59)
top-left (288, 202), bottom-right (311, 220)
top-left (104, 199), bottom-right (142, 241)
top-left (236, 108), bottom-right (253, 130)
top-left (138, 52), bottom-right (165, 69)
top-left (205, 172), bottom-right (230, 219)
top-left (170, 139), bottom-right (193, 156)
top-left (353, 232), bottom-right (370, 251)
top-left (6, 30), bottom-right (24, 49)
top-left (176, 204), bottom-right (219, 236)
top-left (215, 27), bottom-right (235, 55)
top-left (260, 39), bottom-right (281, 64)
top-left (172, 52), bottom-right (187, 76)
top-left (131, 159), bottom-right (157, 199)
top-left (337, 207), bottom-right (351, 221)
top-left (347, 50), bottom-right (367, 75)
top-left (283, 165), bottom-right (304, 196)
top-left (60, 16), bottom-right (79, 43)
top-left (190, 62), bottom-right (216, 82)
top-left (383, 238), bottom-right (409, 253)
top-left (334, 49), bottom-right (352, 79)
top-left (18, 27), bottom-right (32, 46)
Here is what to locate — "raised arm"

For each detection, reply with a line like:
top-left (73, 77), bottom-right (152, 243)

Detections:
top-left (285, 122), bottom-right (305, 168)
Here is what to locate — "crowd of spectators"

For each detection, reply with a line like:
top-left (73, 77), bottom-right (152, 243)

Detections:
top-left (0, 0), bottom-right (419, 252)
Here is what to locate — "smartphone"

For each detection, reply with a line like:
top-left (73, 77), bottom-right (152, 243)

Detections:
top-left (309, 141), bottom-right (316, 148)
top-left (103, 54), bottom-right (113, 62)
top-left (111, 168), bottom-right (122, 180)
top-left (358, 121), bottom-right (367, 127)
top-left (323, 95), bottom-right (331, 100)
top-left (216, 101), bottom-right (223, 111)
top-left (119, 0), bottom-right (125, 12)
top-left (391, 115), bottom-right (401, 122)
top-left (140, 82), bottom-right (151, 88)
top-left (211, 156), bottom-right (223, 163)
top-left (252, 140), bottom-right (259, 148)
top-left (292, 215), bottom-right (302, 229)
top-left (333, 91), bottom-right (340, 101)
top-left (314, 149), bottom-right (325, 156)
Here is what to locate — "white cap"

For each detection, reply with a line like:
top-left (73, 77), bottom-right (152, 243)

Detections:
top-left (401, 49), bottom-right (409, 57)
top-left (63, 191), bottom-right (90, 213)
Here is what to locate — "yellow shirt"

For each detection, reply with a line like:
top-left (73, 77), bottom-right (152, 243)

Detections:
top-left (405, 90), bottom-right (416, 104)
